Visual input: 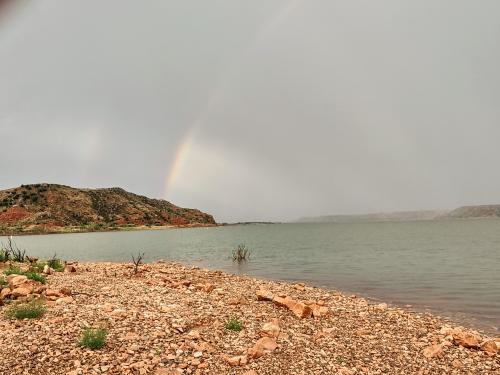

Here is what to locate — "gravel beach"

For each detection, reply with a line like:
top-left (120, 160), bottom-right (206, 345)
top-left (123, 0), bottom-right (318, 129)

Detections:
top-left (0, 261), bottom-right (498, 374)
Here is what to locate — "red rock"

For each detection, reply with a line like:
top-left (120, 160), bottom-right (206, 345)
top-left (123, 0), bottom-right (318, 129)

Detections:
top-left (260, 319), bottom-right (280, 338)
top-left (247, 337), bottom-right (278, 359)
top-left (272, 295), bottom-right (313, 318)
top-left (11, 287), bottom-right (30, 298)
top-left (272, 295), bottom-right (288, 307)
top-left (293, 283), bottom-right (305, 291)
top-left (422, 344), bottom-right (443, 359)
top-left (55, 296), bottom-right (74, 304)
top-left (45, 289), bottom-right (61, 297)
top-left (228, 296), bottom-right (247, 305)
top-left (171, 280), bottom-right (191, 288)
top-left (59, 287), bottom-right (72, 296)
top-left (287, 300), bottom-right (312, 319)
top-left (64, 265), bottom-right (77, 273)
top-left (311, 304), bottom-right (329, 318)
top-left (8, 275), bottom-right (28, 288)
top-left (221, 354), bottom-right (248, 366)
top-left (202, 283), bottom-right (214, 293)
top-left (452, 331), bottom-right (481, 348)
top-left (256, 289), bottom-right (274, 301)
top-left (0, 287), bottom-right (11, 300)
top-left (375, 303), bottom-right (388, 311)
top-left (480, 340), bottom-right (498, 356)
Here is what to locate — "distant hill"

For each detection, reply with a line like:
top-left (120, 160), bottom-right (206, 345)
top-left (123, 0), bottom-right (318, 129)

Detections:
top-left (296, 210), bottom-right (448, 224)
top-left (441, 205), bottom-right (500, 219)
top-left (0, 184), bottom-right (216, 235)
top-left (296, 205), bottom-right (500, 224)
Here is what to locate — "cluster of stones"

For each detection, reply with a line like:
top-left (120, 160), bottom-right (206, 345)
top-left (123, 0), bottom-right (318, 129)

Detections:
top-left (422, 326), bottom-right (499, 359)
top-left (0, 264), bottom-right (76, 306)
top-left (0, 261), bottom-right (498, 374)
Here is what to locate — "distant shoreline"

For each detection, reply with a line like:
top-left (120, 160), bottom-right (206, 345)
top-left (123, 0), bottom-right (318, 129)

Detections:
top-left (0, 223), bottom-right (218, 237)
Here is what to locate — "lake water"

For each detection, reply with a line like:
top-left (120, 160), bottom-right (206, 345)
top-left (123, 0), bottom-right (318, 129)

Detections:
top-left (2, 219), bottom-right (499, 334)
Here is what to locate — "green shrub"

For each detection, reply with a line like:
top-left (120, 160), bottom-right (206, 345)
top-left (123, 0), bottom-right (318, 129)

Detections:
top-left (4, 266), bottom-right (22, 276)
top-left (0, 278), bottom-right (7, 289)
top-left (5, 300), bottom-right (47, 319)
top-left (3, 268), bottom-right (45, 284)
top-left (0, 249), bottom-right (9, 262)
top-left (47, 255), bottom-right (64, 272)
top-left (225, 316), bottom-right (243, 332)
top-left (25, 272), bottom-right (46, 284)
top-left (31, 262), bottom-right (47, 273)
top-left (79, 328), bottom-right (108, 350)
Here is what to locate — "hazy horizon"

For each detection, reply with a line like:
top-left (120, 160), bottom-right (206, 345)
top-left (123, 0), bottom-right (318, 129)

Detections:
top-left (2, 1), bottom-right (500, 222)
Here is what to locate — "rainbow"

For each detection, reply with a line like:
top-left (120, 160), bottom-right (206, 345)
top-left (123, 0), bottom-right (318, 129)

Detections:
top-left (163, 0), bottom-right (302, 199)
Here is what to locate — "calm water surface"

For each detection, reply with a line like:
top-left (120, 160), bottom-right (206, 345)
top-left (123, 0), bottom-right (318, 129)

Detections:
top-left (2, 219), bottom-right (499, 333)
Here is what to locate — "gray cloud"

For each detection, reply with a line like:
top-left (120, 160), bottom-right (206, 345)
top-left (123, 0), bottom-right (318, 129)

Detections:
top-left (1, 1), bottom-right (500, 222)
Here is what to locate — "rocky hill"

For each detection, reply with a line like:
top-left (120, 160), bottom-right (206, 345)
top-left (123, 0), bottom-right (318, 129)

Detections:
top-left (296, 210), bottom-right (449, 223)
top-left (441, 205), bottom-right (500, 219)
top-left (0, 184), bottom-right (216, 235)
top-left (297, 205), bottom-right (500, 223)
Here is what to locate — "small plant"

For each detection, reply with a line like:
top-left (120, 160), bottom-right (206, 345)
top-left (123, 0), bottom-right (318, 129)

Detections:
top-left (232, 244), bottom-right (250, 263)
top-left (335, 356), bottom-right (347, 364)
top-left (131, 252), bottom-right (145, 275)
top-left (225, 316), bottom-right (244, 332)
top-left (30, 262), bottom-right (47, 273)
top-left (5, 300), bottom-right (47, 320)
top-left (0, 249), bottom-right (9, 262)
top-left (47, 254), bottom-right (65, 272)
top-left (3, 267), bottom-right (45, 283)
top-left (3, 266), bottom-right (23, 276)
top-left (2, 237), bottom-right (26, 262)
top-left (79, 327), bottom-right (108, 350)
top-left (0, 277), bottom-right (7, 289)
top-left (24, 272), bottom-right (46, 284)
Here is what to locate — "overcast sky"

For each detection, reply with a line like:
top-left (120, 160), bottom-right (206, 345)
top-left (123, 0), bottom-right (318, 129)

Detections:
top-left (1, 1), bottom-right (500, 222)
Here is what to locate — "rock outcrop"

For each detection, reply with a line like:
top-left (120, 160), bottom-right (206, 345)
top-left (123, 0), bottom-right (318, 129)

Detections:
top-left (0, 184), bottom-right (216, 234)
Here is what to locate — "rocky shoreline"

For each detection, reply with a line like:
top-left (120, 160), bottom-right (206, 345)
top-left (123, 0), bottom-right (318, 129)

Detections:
top-left (0, 261), bottom-right (498, 374)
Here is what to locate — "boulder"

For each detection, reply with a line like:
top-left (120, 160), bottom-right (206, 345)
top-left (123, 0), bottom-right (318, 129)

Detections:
top-left (273, 296), bottom-right (312, 318)
top-left (452, 331), bottom-right (481, 348)
top-left (0, 287), bottom-right (11, 300)
top-left (247, 337), bottom-right (278, 359)
top-left (480, 340), bottom-right (498, 356)
top-left (43, 265), bottom-right (52, 275)
top-left (11, 287), bottom-right (30, 298)
top-left (311, 303), bottom-right (329, 318)
top-left (8, 275), bottom-right (28, 288)
top-left (287, 300), bottom-right (312, 319)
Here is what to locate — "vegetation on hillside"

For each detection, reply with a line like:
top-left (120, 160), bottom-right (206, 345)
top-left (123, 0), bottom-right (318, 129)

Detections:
top-left (0, 184), bottom-right (216, 235)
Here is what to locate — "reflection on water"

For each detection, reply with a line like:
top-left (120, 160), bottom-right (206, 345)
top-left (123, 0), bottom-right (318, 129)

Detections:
top-left (3, 219), bottom-right (500, 333)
